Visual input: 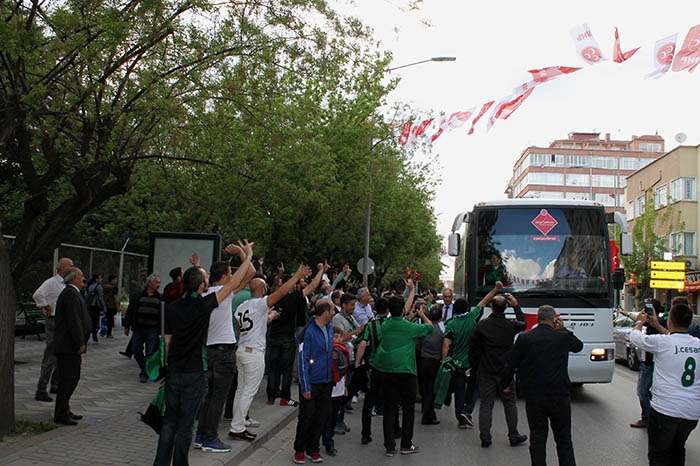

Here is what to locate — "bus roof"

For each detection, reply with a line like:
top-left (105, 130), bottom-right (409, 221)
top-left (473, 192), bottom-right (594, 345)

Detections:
top-left (472, 199), bottom-right (603, 209)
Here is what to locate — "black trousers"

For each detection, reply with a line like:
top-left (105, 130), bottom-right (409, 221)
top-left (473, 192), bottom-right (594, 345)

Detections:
top-left (382, 372), bottom-right (417, 451)
top-left (54, 353), bottom-right (81, 422)
top-left (420, 357), bottom-right (440, 422)
top-left (525, 396), bottom-right (576, 466)
top-left (196, 345), bottom-right (236, 442)
top-left (294, 382), bottom-right (332, 454)
top-left (648, 407), bottom-right (699, 466)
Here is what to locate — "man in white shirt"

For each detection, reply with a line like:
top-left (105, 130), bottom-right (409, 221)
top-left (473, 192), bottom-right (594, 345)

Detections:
top-left (195, 245), bottom-right (255, 453)
top-left (229, 264), bottom-right (311, 441)
top-left (629, 302), bottom-right (700, 465)
top-left (32, 257), bottom-right (73, 402)
top-left (354, 287), bottom-right (375, 325)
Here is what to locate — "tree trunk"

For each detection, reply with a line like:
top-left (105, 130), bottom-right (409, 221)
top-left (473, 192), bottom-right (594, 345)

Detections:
top-left (0, 220), bottom-right (17, 435)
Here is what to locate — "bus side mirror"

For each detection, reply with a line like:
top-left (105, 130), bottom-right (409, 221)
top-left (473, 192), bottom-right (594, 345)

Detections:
top-left (448, 233), bottom-right (460, 257)
top-left (612, 268), bottom-right (625, 290)
top-left (620, 232), bottom-right (632, 255)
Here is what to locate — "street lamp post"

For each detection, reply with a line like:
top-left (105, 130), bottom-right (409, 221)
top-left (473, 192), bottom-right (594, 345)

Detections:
top-left (361, 56), bottom-right (456, 286)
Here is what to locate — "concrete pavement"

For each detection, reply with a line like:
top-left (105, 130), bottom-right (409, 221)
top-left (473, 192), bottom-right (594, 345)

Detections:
top-left (3, 331), bottom-right (300, 465)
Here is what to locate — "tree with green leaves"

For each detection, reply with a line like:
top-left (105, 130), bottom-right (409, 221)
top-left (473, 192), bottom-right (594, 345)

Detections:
top-left (623, 189), bottom-right (683, 301)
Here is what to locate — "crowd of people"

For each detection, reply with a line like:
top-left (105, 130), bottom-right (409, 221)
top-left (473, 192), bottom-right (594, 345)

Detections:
top-left (28, 243), bottom-right (700, 466)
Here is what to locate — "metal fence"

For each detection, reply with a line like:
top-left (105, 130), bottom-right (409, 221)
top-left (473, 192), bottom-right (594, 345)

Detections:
top-left (4, 236), bottom-right (148, 306)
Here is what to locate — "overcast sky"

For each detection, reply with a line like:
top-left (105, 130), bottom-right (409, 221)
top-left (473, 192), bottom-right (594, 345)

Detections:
top-left (334, 0), bottom-right (700, 244)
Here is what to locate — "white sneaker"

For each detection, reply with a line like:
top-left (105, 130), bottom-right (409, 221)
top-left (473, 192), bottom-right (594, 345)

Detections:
top-left (245, 417), bottom-right (260, 428)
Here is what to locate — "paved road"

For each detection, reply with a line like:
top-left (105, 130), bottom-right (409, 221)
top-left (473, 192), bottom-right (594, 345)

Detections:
top-left (242, 362), bottom-right (700, 466)
top-left (4, 331), bottom-right (299, 466)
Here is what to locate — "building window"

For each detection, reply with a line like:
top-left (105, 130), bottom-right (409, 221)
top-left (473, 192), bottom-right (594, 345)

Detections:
top-left (619, 158), bottom-right (639, 170)
top-left (594, 193), bottom-right (615, 206)
top-left (670, 177), bottom-right (697, 202)
top-left (655, 184), bottom-right (668, 209)
top-left (639, 142), bottom-right (662, 152)
top-left (671, 232), bottom-right (697, 256)
top-left (528, 172), bottom-right (564, 186)
top-left (627, 201), bottom-right (634, 220)
top-left (636, 196), bottom-right (645, 217)
top-left (591, 157), bottom-right (616, 169)
top-left (592, 174), bottom-right (616, 188)
top-left (566, 173), bottom-right (589, 187)
top-left (567, 155), bottom-right (590, 168)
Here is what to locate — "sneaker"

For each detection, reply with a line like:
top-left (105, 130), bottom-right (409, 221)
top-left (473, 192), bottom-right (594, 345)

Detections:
top-left (385, 449), bottom-right (396, 457)
top-left (201, 438), bottom-right (232, 453)
top-left (333, 426), bottom-right (346, 435)
top-left (228, 430), bottom-right (256, 441)
top-left (325, 445), bottom-right (337, 456)
top-left (458, 413), bottom-right (472, 429)
top-left (464, 413), bottom-right (474, 427)
top-left (193, 434), bottom-right (203, 449)
top-left (351, 395), bottom-right (358, 403)
top-left (481, 439), bottom-right (492, 448)
top-left (280, 399), bottom-right (299, 407)
top-left (245, 417), bottom-right (261, 428)
top-left (266, 399), bottom-right (275, 405)
top-left (139, 374), bottom-right (148, 383)
top-left (509, 434), bottom-right (528, 446)
top-left (400, 444), bottom-right (419, 455)
top-left (293, 451), bottom-right (306, 464)
top-left (361, 435), bottom-right (372, 445)
top-left (223, 413), bottom-right (233, 421)
top-left (306, 452), bottom-right (323, 463)
top-left (340, 421), bottom-right (350, 432)
top-left (344, 402), bottom-right (353, 411)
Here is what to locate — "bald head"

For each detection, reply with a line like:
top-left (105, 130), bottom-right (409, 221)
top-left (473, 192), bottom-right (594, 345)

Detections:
top-left (57, 258), bottom-right (73, 277)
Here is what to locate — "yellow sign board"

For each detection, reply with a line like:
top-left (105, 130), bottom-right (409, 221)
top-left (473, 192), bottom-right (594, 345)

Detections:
top-left (650, 279), bottom-right (685, 290)
top-left (651, 270), bottom-right (686, 280)
top-left (651, 261), bottom-right (686, 271)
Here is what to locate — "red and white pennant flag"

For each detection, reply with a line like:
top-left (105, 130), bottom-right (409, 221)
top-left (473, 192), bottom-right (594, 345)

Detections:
top-left (613, 27), bottom-right (640, 63)
top-left (646, 33), bottom-right (677, 79)
top-left (486, 82), bottom-right (536, 132)
top-left (672, 24), bottom-right (700, 73)
top-left (528, 66), bottom-right (581, 84)
top-left (570, 24), bottom-right (606, 65)
top-left (431, 110), bottom-right (475, 143)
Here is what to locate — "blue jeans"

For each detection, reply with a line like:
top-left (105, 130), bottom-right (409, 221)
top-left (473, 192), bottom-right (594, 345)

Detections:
top-left (132, 327), bottom-right (159, 378)
top-left (154, 371), bottom-right (206, 466)
top-left (637, 362), bottom-right (653, 422)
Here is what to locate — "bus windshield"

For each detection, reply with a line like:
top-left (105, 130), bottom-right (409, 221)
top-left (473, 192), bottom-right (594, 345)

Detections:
top-left (476, 206), bottom-right (610, 297)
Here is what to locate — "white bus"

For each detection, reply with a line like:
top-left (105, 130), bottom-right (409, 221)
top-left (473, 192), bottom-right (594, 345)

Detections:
top-left (448, 199), bottom-right (631, 384)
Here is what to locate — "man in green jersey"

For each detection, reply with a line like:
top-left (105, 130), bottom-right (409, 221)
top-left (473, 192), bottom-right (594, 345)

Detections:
top-left (372, 289), bottom-right (432, 457)
top-left (442, 281), bottom-right (504, 428)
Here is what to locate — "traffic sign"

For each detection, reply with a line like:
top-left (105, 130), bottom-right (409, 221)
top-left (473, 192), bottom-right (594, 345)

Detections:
top-left (650, 261), bottom-right (686, 289)
top-left (357, 257), bottom-right (375, 275)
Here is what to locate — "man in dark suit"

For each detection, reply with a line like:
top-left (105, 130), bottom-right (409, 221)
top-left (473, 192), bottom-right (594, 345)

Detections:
top-left (53, 267), bottom-right (91, 425)
top-left (503, 305), bottom-right (583, 466)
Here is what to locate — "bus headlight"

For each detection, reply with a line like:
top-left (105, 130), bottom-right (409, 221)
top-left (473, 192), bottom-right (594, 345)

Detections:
top-left (590, 348), bottom-right (613, 361)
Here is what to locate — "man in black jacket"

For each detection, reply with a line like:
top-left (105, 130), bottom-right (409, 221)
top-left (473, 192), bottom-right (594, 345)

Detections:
top-left (503, 305), bottom-right (583, 466)
top-left (53, 267), bottom-right (91, 425)
top-left (469, 292), bottom-right (528, 448)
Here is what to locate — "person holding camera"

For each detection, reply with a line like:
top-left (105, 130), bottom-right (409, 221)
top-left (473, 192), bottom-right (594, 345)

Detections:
top-left (629, 302), bottom-right (700, 465)
top-left (502, 305), bottom-right (583, 466)
top-left (469, 286), bottom-right (528, 448)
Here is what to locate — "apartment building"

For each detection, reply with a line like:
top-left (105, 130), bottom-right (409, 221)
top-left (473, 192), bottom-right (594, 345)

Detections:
top-left (507, 131), bottom-right (665, 214)
top-left (626, 145), bottom-right (700, 281)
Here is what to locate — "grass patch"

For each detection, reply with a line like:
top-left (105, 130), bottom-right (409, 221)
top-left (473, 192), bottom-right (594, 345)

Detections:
top-left (1, 419), bottom-right (57, 443)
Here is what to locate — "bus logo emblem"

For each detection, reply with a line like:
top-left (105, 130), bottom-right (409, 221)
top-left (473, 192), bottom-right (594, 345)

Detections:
top-left (531, 209), bottom-right (558, 235)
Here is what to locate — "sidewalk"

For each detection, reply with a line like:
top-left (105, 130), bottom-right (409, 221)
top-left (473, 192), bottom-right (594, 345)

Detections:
top-left (3, 331), bottom-right (300, 465)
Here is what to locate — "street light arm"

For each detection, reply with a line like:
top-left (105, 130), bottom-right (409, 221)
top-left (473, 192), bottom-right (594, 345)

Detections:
top-left (385, 56), bottom-right (456, 72)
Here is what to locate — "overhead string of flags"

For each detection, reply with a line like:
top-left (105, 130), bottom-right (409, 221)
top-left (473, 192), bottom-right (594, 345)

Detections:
top-left (397, 22), bottom-right (700, 148)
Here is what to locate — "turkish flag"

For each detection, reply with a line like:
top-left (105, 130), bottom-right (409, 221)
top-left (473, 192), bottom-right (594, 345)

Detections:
top-left (570, 24), bottom-right (607, 65)
top-left (646, 33), bottom-right (677, 79)
top-left (467, 101), bottom-right (494, 135)
top-left (487, 82), bottom-right (536, 132)
top-left (398, 121), bottom-right (412, 146)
